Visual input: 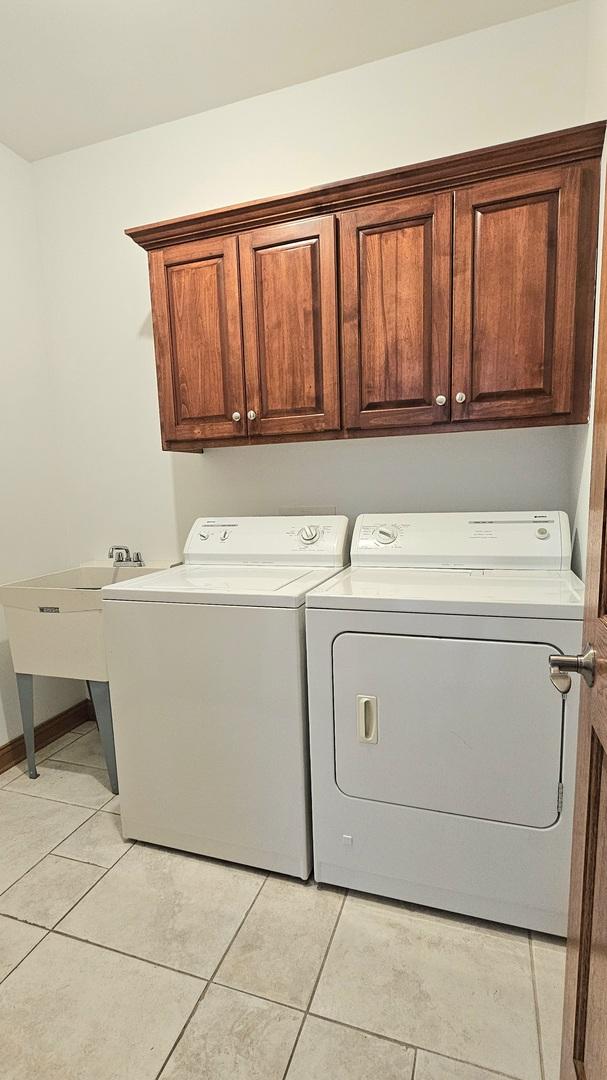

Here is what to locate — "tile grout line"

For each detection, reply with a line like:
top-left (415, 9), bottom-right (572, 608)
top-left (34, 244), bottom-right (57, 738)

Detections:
top-left (529, 932), bottom-right (547, 1080)
top-left (0, 778), bottom-right (542, 1080)
top-left (1, 828), bottom-right (136, 940)
top-left (0, 807), bottom-right (99, 902)
top-left (0, 772), bottom-right (115, 811)
top-left (411, 1046), bottom-right (418, 1078)
top-left (50, 851), bottom-right (111, 870)
top-left (280, 887), bottom-right (349, 1080)
top-left (0, 728), bottom-right (91, 787)
top-left (0, 925), bottom-right (52, 988)
top-left (151, 872), bottom-right (270, 1080)
top-left (304, 1010), bottom-right (525, 1079)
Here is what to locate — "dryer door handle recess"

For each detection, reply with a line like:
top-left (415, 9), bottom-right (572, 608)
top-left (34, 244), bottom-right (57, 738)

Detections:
top-left (357, 695), bottom-right (378, 744)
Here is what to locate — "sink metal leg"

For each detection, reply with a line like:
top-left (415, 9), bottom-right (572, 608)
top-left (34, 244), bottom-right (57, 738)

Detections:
top-left (16, 673), bottom-right (38, 780)
top-left (88, 680), bottom-right (119, 795)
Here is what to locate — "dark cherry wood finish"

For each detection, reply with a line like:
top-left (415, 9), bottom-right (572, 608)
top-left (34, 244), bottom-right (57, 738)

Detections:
top-left (130, 122), bottom-right (604, 452)
top-left (452, 165), bottom-right (596, 423)
top-left (148, 235), bottom-right (246, 445)
top-left (561, 171), bottom-right (607, 1080)
top-left (239, 217), bottom-right (339, 437)
top-left (340, 192), bottom-right (451, 430)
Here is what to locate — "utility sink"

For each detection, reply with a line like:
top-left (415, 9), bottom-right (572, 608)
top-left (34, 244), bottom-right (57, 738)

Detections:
top-left (0, 563), bottom-right (174, 681)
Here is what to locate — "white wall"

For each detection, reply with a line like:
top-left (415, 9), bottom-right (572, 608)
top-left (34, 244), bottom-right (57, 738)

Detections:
top-left (30, 2), bottom-right (590, 578)
top-left (0, 143), bottom-right (84, 745)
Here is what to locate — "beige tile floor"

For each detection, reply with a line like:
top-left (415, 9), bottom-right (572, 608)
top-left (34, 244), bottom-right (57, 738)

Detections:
top-left (0, 726), bottom-right (566, 1080)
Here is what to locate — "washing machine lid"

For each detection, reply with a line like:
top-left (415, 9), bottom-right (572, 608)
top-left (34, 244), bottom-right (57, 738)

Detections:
top-left (306, 566), bottom-right (584, 619)
top-left (350, 511), bottom-right (571, 570)
top-left (102, 562), bottom-right (344, 607)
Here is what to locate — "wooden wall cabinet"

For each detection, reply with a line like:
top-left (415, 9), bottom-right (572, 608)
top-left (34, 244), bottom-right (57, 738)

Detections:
top-left (239, 216), bottom-right (339, 438)
top-left (452, 166), bottom-right (594, 424)
top-left (149, 235), bottom-right (246, 444)
top-left (130, 122), bottom-right (604, 451)
top-left (340, 192), bottom-right (452, 431)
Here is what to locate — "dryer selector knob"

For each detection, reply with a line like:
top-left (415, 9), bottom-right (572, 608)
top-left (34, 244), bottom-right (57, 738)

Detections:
top-left (298, 525), bottom-right (320, 544)
top-left (375, 526), bottom-right (398, 545)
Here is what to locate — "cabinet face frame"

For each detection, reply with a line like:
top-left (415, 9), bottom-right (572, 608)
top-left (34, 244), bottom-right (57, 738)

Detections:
top-left (452, 165), bottom-right (584, 423)
top-left (149, 235), bottom-right (246, 444)
top-left (340, 192), bottom-right (452, 431)
top-left (238, 216), bottom-right (340, 438)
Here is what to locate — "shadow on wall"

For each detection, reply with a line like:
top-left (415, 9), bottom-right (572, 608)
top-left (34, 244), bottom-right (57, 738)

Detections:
top-left (167, 424), bottom-right (583, 555)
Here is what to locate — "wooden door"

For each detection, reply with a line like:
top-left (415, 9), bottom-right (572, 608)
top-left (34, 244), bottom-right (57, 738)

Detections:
top-left (560, 175), bottom-right (607, 1079)
top-left (149, 235), bottom-right (246, 445)
top-left (340, 192), bottom-right (452, 430)
top-left (452, 164), bottom-right (595, 424)
top-left (238, 216), bottom-right (340, 437)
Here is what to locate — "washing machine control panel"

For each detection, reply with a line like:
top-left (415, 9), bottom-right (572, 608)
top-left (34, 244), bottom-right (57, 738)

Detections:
top-left (184, 516), bottom-right (349, 566)
top-left (351, 512), bottom-right (571, 571)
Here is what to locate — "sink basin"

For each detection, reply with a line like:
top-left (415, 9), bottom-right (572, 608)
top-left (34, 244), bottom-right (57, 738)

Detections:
top-left (0, 563), bottom-right (176, 681)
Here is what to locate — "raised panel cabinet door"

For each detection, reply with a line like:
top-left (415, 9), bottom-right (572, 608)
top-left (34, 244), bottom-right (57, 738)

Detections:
top-left (452, 164), bottom-right (596, 423)
top-left (148, 235), bottom-right (246, 444)
top-left (238, 216), bottom-right (340, 437)
top-left (340, 192), bottom-right (452, 430)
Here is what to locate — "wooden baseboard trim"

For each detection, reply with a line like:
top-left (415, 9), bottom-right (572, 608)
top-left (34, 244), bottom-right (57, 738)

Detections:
top-left (0, 698), bottom-right (94, 775)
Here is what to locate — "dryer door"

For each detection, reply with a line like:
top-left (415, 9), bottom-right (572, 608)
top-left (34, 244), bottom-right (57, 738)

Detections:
top-left (332, 633), bottom-right (563, 828)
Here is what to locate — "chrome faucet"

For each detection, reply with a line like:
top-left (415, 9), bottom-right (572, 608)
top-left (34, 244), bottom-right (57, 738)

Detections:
top-left (108, 546), bottom-right (144, 567)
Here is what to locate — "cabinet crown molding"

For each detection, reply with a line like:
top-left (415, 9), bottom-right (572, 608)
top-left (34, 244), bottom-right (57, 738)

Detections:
top-left (126, 121), bottom-right (606, 251)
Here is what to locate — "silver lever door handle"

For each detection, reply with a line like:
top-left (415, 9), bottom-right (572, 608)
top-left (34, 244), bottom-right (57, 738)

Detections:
top-left (549, 645), bottom-right (596, 694)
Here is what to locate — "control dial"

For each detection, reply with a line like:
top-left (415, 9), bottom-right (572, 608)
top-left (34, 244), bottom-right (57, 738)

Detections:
top-left (298, 525), bottom-right (320, 545)
top-left (375, 526), bottom-right (398, 545)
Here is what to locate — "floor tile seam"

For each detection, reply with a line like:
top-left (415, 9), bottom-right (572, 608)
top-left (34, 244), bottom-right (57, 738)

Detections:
top-left (0, 783), bottom-right (114, 811)
top-left (207, 873), bottom-right (270, 984)
top-left (153, 980), bottom-right (211, 1080)
top-left (50, 851), bottom-right (112, 870)
top-left (45, 834), bottom-right (136, 931)
top-left (303, 887), bottom-right (348, 1012)
top-left (150, 874), bottom-right (270, 1079)
top-left (0, 807), bottom-right (98, 900)
top-left (50, 926), bottom-right (208, 981)
top-left (0, 832), bottom-right (135, 930)
top-left (305, 1011), bottom-right (532, 1080)
top-left (528, 931), bottom-right (547, 1080)
top-left (280, 889), bottom-right (350, 1079)
top-left (48, 754), bottom-right (105, 768)
top-left (0, 729), bottom-right (91, 787)
top-left (212, 979), bottom-right (306, 1014)
top-left (0, 924), bottom-right (51, 988)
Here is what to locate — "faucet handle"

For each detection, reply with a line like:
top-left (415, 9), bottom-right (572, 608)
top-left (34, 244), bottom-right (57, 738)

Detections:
top-left (108, 545), bottom-right (131, 564)
top-left (132, 552), bottom-right (144, 566)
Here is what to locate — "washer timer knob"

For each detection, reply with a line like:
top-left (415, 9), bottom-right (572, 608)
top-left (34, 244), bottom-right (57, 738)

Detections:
top-left (376, 526), bottom-right (398, 545)
top-left (298, 525), bottom-right (320, 545)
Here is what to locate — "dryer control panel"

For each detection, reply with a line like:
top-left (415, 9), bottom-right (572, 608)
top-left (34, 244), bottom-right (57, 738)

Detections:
top-left (351, 512), bottom-right (571, 570)
top-left (184, 516), bottom-right (349, 566)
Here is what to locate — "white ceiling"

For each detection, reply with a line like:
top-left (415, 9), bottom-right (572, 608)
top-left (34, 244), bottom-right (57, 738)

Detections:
top-left (0, 0), bottom-right (573, 161)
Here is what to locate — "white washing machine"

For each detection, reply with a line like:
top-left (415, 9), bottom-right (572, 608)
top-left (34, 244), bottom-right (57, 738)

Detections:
top-left (102, 515), bottom-right (348, 878)
top-left (306, 511), bottom-right (584, 934)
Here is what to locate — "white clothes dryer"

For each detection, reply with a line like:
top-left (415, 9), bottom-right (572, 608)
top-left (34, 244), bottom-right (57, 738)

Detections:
top-left (306, 511), bottom-right (583, 933)
top-left (102, 515), bottom-right (348, 878)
